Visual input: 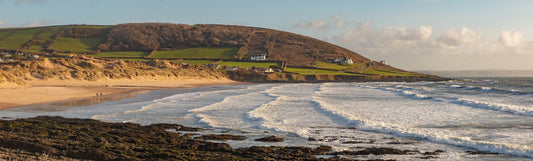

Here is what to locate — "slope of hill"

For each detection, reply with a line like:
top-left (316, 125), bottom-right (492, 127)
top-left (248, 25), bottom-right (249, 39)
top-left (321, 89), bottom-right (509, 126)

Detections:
top-left (0, 23), bottom-right (447, 82)
top-left (97, 23), bottom-right (370, 67)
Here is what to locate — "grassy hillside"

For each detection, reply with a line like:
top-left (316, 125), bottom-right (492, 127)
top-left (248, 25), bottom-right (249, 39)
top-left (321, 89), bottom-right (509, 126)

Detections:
top-left (151, 47), bottom-right (239, 59)
top-left (49, 37), bottom-right (104, 53)
top-left (25, 26), bottom-right (63, 52)
top-left (0, 28), bottom-right (43, 50)
top-left (0, 31), bottom-right (14, 40)
top-left (93, 51), bottom-right (150, 58)
top-left (0, 23), bottom-right (444, 80)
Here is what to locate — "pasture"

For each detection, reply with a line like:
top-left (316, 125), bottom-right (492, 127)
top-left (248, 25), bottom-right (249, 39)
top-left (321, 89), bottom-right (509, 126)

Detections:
top-left (151, 47), bottom-right (239, 59)
top-left (218, 61), bottom-right (280, 68)
top-left (93, 51), bottom-right (150, 58)
top-left (50, 37), bottom-right (104, 53)
top-left (0, 28), bottom-right (43, 50)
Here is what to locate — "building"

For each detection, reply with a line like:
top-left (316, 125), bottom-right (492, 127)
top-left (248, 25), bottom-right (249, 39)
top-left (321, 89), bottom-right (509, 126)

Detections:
top-left (225, 66), bottom-right (239, 71)
top-left (333, 57), bottom-right (342, 63)
top-left (256, 67), bottom-right (274, 73)
top-left (341, 57), bottom-right (353, 64)
top-left (30, 55), bottom-right (40, 60)
top-left (250, 54), bottom-right (267, 61)
top-left (379, 60), bottom-right (387, 65)
top-left (204, 64), bottom-right (221, 69)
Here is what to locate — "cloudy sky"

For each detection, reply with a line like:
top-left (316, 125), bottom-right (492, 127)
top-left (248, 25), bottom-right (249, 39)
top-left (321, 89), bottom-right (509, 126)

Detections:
top-left (1, 0), bottom-right (532, 70)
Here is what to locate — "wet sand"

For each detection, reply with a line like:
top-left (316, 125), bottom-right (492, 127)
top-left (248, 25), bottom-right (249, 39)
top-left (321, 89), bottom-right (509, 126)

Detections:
top-left (0, 79), bottom-right (240, 110)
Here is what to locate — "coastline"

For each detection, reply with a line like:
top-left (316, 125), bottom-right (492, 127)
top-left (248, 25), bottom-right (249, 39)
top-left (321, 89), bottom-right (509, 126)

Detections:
top-left (0, 79), bottom-right (241, 111)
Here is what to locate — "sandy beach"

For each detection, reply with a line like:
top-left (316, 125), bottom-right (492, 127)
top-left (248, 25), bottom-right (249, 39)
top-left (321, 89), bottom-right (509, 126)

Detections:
top-left (0, 79), bottom-right (240, 110)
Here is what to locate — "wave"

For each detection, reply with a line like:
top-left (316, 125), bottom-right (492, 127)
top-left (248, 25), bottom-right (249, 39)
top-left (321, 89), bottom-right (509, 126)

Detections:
top-left (451, 98), bottom-right (533, 116)
top-left (367, 84), bottom-right (533, 117)
top-left (447, 84), bottom-right (531, 95)
top-left (311, 91), bottom-right (533, 158)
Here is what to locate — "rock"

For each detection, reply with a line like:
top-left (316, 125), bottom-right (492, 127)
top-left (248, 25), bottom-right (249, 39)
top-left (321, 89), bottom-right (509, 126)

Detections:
top-left (332, 147), bottom-right (420, 155)
top-left (255, 135), bottom-right (284, 142)
top-left (466, 151), bottom-right (499, 155)
top-left (197, 134), bottom-right (246, 141)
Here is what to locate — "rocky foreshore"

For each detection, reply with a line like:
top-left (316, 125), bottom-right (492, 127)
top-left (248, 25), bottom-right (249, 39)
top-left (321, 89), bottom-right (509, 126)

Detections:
top-left (0, 116), bottom-right (447, 161)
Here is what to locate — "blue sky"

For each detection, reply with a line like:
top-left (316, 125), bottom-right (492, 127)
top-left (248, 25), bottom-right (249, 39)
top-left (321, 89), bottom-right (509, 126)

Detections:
top-left (1, 0), bottom-right (533, 70)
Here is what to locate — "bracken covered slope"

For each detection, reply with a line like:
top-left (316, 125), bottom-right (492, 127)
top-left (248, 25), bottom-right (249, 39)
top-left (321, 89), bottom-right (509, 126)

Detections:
top-left (98, 23), bottom-right (371, 67)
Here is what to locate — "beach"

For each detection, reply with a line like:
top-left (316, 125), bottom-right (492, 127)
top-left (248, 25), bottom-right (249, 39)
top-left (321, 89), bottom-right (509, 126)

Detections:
top-left (2, 79), bottom-right (533, 160)
top-left (0, 78), bottom-right (239, 110)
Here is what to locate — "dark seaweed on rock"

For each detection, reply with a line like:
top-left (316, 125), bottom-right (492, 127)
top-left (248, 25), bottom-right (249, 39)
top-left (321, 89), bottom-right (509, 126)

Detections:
top-left (0, 116), bottom-right (359, 160)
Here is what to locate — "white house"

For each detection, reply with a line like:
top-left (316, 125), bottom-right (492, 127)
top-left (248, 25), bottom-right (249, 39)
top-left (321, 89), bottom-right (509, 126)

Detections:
top-left (225, 66), bottom-right (239, 71)
top-left (379, 60), bottom-right (387, 65)
top-left (333, 57), bottom-right (342, 63)
top-left (30, 55), bottom-right (40, 60)
top-left (250, 54), bottom-right (267, 61)
top-left (341, 57), bottom-right (353, 64)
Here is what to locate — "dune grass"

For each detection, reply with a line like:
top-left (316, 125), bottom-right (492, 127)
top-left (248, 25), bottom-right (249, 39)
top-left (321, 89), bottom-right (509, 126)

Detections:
top-left (50, 37), bottom-right (104, 53)
top-left (93, 51), bottom-right (150, 58)
top-left (218, 61), bottom-right (280, 68)
top-left (0, 28), bottom-right (43, 50)
top-left (151, 47), bottom-right (239, 59)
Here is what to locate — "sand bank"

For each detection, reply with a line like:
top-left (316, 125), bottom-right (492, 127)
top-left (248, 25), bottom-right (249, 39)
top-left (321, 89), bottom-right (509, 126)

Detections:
top-left (0, 79), bottom-right (240, 110)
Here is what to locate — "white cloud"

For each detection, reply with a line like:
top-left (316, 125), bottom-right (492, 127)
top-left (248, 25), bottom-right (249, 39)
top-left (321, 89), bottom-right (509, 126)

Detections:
top-left (499, 30), bottom-right (523, 47)
top-left (296, 20), bottom-right (328, 30)
top-left (295, 14), bottom-right (347, 29)
top-left (329, 22), bottom-right (533, 70)
top-left (332, 21), bottom-right (433, 50)
top-left (437, 27), bottom-right (481, 46)
top-left (335, 19), bottom-right (346, 29)
top-left (23, 20), bottom-right (46, 27)
top-left (0, 17), bottom-right (5, 26)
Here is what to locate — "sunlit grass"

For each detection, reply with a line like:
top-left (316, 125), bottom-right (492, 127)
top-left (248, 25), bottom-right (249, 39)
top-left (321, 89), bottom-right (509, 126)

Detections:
top-left (50, 37), bottom-right (104, 53)
top-left (151, 47), bottom-right (239, 59)
top-left (218, 61), bottom-right (280, 68)
top-left (93, 51), bottom-right (150, 58)
top-left (0, 28), bottom-right (43, 50)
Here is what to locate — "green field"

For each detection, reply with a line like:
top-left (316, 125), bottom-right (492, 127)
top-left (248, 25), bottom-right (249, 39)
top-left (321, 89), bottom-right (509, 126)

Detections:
top-left (285, 67), bottom-right (360, 75)
top-left (65, 25), bottom-right (114, 29)
top-left (0, 28), bottom-right (43, 50)
top-left (361, 70), bottom-right (418, 76)
top-left (218, 61), bottom-right (280, 68)
top-left (25, 26), bottom-right (63, 52)
top-left (121, 58), bottom-right (151, 62)
top-left (178, 60), bottom-right (218, 65)
top-left (50, 37), bottom-right (104, 53)
top-left (93, 51), bottom-right (150, 58)
top-left (314, 61), bottom-right (357, 70)
top-left (151, 47), bottom-right (239, 59)
top-left (0, 31), bottom-right (14, 40)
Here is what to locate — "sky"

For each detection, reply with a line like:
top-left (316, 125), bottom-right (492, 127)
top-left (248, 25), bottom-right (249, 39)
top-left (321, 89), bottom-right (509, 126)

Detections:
top-left (1, 0), bottom-right (533, 70)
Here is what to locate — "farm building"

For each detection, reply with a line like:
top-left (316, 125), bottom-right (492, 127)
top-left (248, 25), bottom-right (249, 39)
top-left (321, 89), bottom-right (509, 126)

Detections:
top-left (225, 66), bottom-right (239, 71)
top-left (250, 54), bottom-right (267, 61)
top-left (204, 64), bottom-right (221, 69)
top-left (341, 57), bottom-right (353, 64)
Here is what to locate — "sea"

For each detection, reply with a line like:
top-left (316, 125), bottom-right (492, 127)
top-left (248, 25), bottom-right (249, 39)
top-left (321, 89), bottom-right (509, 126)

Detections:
top-left (2, 78), bottom-right (533, 160)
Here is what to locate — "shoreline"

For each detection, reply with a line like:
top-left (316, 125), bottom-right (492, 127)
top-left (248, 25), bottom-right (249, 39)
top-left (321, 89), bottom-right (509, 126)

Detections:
top-left (0, 79), bottom-right (242, 111)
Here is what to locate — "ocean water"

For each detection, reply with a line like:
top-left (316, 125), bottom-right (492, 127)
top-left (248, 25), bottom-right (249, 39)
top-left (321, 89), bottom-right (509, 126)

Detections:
top-left (2, 78), bottom-right (533, 160)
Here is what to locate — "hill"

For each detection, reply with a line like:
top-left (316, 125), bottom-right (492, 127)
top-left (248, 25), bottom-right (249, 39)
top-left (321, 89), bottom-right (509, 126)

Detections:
top-left (0, 23), bottom-right (447, 82)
